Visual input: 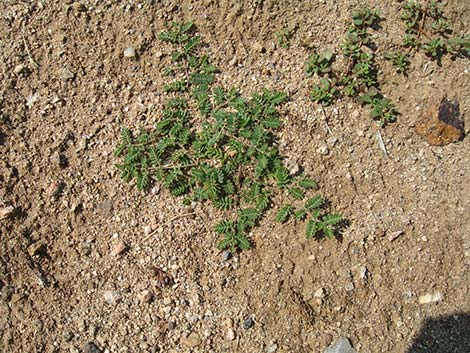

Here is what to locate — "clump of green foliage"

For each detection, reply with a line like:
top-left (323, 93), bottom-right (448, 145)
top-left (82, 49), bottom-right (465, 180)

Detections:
top-left (276, 28), bottom-right (292, 49)
top-left (115, 23), bottom-right (342, 252)
top-left (305, 7), bottom-right (398, 126)
top-left (384, 51), bottom-right (411, 73)
top-left (400, 0), bottom-right (470, 61)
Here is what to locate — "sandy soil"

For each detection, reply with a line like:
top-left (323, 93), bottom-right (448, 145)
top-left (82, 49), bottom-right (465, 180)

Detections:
top-left (1, 1), bottom-right (469, 352)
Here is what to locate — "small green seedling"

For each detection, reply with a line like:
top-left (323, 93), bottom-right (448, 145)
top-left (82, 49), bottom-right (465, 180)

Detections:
top-left (276, 196), bottom-right (343, 240)
top-left (422, 37), bottom-right (446, 58)
top-left (310, 78), bottom-right (336, 106)
top-left (276, 28), bottom-right (292, 49)
top-left (359, 87), bottom-right (398, 126)
top-left (305, 49), bottom-right (334, 76)
top-left (384, 51), bottom-right (411, 74)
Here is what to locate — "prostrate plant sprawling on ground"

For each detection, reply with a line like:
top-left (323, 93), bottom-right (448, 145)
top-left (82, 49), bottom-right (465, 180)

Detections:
top-left (306, 7), bottom-right (399, 126)
top-left (115, 23), bottom-right (342, 252)
top-left (305, 2), bottom-right (469, 127)
top-left (400, 0), bottom-right (469, 60)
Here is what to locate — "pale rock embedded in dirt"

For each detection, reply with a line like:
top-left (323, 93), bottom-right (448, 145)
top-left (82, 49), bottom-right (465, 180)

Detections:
top-left (324, 336), bottom-right (356, 353)
top-left (0, 206), bottom-right (14, 220)
top-left (318, 145), bottom-right (329, 155)
top-left (180, 332), bottom-right (201, 348)
top-left (418, 291), bottom-right (443, 305)
top-left (314, 287), bottom-right (326, 299)
top-left (265, 343), bottom-right (278, 352)
top-left (111, 240), bottom-right (127, 256)
top-left (103, 290), bottom-right (121, 305)
top-left (344, 282), bottom-right (355, 292)
top-left (137, 290), bottom-right (153, 303)
top-left (226, 328), bottom-right (236, 341)
top-left (14, 64), bottom-right (25, 74)
top-left (123, 47), bottom-right (136, 58)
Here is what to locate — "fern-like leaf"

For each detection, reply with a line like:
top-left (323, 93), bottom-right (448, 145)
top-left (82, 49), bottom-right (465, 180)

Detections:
top-left (276, 204), bottom-right (293, 223)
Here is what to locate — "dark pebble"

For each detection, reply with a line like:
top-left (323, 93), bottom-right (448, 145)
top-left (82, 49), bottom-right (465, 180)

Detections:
top-left (83, 342), bottom-right (102, 353)
top-left (243, 317), bottom-right (254, 329)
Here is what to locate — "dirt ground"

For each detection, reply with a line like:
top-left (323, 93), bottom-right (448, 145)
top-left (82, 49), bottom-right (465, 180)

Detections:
top-left (1, 1), bottom-right (469, 352)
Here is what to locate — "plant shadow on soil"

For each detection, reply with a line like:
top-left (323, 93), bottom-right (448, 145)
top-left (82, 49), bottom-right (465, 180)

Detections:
top-left (407, 313), bottom-right (470, 353)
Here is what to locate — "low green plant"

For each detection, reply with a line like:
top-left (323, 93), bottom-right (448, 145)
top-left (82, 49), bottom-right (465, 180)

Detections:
top-left (399, 0), bottom-right (469, 61)
top-left (276, 28), bottom-right (292, 49)
top-left (310, 78), bottom-right (336, 106)
top-left (115, 22), bottom-right (342, 252)
top-left (359, 87), bottom-right (398, 126)
top-left (305, 7), bottom-right (397, 126)
top-left (276, 196), bottom-right (343, 239)
top-left (305, 49), bottom-right (334, 76)
top-left (384, 51), bottom-right (411, 74)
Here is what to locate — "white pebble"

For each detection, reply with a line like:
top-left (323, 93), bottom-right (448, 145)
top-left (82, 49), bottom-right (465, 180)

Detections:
top-left (123, 47), bottom-right (136, 58)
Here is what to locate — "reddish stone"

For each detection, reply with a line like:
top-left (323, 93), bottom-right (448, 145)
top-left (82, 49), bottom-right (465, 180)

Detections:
top-left (415, 95), bottom-right (464, 146)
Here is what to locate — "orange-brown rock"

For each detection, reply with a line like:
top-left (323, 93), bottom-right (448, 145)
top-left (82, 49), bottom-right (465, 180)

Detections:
top-left (415, 95), bottom-right (464, 146)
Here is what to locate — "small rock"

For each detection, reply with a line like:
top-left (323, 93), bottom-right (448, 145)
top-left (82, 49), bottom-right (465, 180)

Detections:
top-left (243, 317), bottom-right (254, 329)
top-left (222, 250), bottom-right (232, 261)
top-left (415, 95), bottom-right (464, 146)
top-left (111, 240), bottom-right (128, 256)
top-left (137, 290), bottom-right (153, 303)
top-left (418, 291), bottom-right (443, 305)
top-left (321, 333), bottom-right (333, 347)
top-left (83, 342), bottom-right (102, 353)
top-left (317, 145), bottom-right (329, 155)
top-left (324, 336), bottom-right (356, 353)
top-left (265, 343), bottom-right (278, 353)
top-left (314, 288), bottom-right (326, 299)
top-left (388, 230), bottom-right (404, 242)
top-left (344, 282), bottom-right (355, 292)
top-left (0, 206), bottom-right (15, 220)
top-left (28, 242), bottom-right (46, 257)
top-left (123, 47), bottom-right (136, 58)
top-left (61, 68), bottom-right (75, 81)
top-left (226, 328), bottom-right (236, 341)
top-left (14, 64), bottom-right (25, 74)
top-left (103, 290), bottom-right (121, 305)
top-left (358, 266), bottom-right (368, 280)
top-left (252, 42), bottom-right (265, 53)
top-left (180, 332), bottom-right (201, 348)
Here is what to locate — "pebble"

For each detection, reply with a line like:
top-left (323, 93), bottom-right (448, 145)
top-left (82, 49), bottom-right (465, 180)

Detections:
top-left (180, 332), bottom-right (201, 348)
top-left (388, 230), bottom-right (404, 242)
top-left (61, 68), bottom-right (75, 81)
top-left (0, 206), bottom-right (14, 220)
top-left (83, 342), bottom-right (102, 353)
top-left (317, 145), bottom-right (329, 155)
top-left (123, 47), bottom-right (136, 58)
top-left (344, 282), bottom-right (355, 292)
top-left (243, 317), bottom-right (254, 329)
top-left (103, 290), bottom-right (121, 305)
top-left (265, 343), bottom-right (278, 352)
top-left (111, 240), bottom-right (128, 256)
top-left (137, 290), bottom-right (153, 303)
top-left (358, 266), bottom-right (368, 280)
top-left (222, 250), bottom-right (232, 261)
top-left (418, 291), bottom-right (443, 305)
top-left (321, 333), bottom-right (333, 347)
top-left (314, 287), bottom-right (326, 299)
top-left (226, 328), bottom-right (236, 341)
top-left (14, 64), bottom-right (25, 74)
top-left (324, 336), bottom-right (356, 353)
top-left (27, 242), bottom-right (46, 257)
